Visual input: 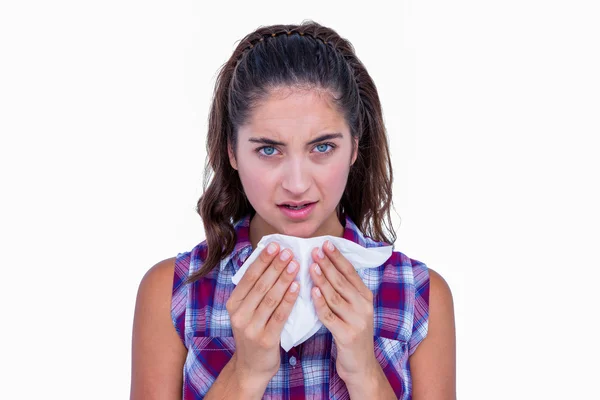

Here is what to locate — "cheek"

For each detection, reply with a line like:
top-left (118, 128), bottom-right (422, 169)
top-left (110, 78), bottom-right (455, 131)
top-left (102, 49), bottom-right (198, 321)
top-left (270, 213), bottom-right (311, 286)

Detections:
top-left (237, 163), bottom-right (275, 200)
top-left (317, 163), bottom-right (350, 193)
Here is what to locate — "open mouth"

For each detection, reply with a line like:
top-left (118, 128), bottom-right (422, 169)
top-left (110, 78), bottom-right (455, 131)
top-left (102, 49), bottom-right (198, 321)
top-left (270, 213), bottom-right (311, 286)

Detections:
top-left (283, 204), bottom-right (310, 210)
top-left (279, 202), bottom-right (316, 210)
top-left (277, 201), bottom-right (317, 219)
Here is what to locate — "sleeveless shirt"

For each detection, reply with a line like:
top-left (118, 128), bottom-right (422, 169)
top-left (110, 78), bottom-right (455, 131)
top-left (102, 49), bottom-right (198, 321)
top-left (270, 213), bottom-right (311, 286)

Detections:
top-left (171, 213), bottom-right (430, 399)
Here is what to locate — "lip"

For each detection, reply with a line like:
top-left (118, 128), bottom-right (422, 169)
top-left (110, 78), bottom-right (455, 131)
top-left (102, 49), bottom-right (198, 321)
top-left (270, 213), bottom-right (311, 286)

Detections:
top-left (277, 201), bottom-right (317, 220)
top-left (277, 200), bottom-right (317, 207)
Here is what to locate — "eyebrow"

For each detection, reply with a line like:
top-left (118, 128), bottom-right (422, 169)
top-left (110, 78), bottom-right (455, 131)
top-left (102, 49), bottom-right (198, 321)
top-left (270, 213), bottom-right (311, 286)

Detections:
top-left (248, 133), bottom-right (344, 146)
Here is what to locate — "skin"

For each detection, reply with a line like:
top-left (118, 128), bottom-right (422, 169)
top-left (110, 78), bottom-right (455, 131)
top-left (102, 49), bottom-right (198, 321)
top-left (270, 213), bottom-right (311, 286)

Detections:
top-left (228, 86), bottom-right (358, 247)
top-left (130, 86), bottom-right (456, 399)
top-left (219, 242), bottom-right (302, 397)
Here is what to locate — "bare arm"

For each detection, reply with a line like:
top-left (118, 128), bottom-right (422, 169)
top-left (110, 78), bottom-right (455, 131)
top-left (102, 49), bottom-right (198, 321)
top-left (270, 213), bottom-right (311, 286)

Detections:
top-left (130, 258), bottom-right (187, 400)
top-left (410, 268), bottom-right (457, 399)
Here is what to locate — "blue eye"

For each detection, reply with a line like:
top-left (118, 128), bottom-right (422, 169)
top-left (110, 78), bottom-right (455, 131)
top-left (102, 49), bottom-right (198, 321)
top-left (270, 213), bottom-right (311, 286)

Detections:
top-left (315, 144), bottom-right (331, 153)
top-left (261, 146), bottom-right (276, 156)
top-left (255, 142), bottom-right (337, 159)
top-left (257, 146), bottom-right (280, 158)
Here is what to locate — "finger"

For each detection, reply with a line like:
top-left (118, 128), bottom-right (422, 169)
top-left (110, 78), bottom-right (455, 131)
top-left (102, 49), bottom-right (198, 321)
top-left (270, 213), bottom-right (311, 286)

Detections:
top-left (321, 240), bottom-right (373, 301)
top-left (229, 242), bottom-right (280, 308)
top-left (264, 280), bottom-right (301, 338)
top-left (311, 247), bottom-right (361, 304)
top-left (311, 285), bottom-right (346, 335)
top-left (309, 262), bottom-right (353, 320)
top-left (253, 259), bottom-right (299, 327)
top-left (239, 248), bottom-right (296, 314)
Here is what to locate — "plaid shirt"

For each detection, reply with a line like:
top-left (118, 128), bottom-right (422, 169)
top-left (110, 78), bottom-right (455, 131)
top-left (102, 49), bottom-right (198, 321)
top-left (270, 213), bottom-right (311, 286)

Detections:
top-left (172, 213), bottom-right (430, 399)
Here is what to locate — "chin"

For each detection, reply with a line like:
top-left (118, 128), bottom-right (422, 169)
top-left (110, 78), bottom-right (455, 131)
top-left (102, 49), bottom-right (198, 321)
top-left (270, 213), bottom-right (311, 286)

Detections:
top-left (270, 214), bottom-right (320, 237)
top-left (276, 222), bottom-right (315, 237)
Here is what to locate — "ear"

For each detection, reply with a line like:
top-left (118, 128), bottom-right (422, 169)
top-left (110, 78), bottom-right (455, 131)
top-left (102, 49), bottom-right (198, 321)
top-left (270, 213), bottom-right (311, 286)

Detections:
top-left (350, 136), bottom-right (359, 166)
top-left (228, 140), bottom-right (238, 170)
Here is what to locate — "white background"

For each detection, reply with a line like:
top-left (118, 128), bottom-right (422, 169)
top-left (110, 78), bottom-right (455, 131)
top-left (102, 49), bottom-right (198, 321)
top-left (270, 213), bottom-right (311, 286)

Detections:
top-left (1, 1), bottom-right (598, 399)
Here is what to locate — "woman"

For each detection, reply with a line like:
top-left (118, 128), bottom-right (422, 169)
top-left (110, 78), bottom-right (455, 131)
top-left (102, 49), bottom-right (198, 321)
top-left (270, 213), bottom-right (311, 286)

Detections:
top-left (131, 21), bottom-right (456, 399)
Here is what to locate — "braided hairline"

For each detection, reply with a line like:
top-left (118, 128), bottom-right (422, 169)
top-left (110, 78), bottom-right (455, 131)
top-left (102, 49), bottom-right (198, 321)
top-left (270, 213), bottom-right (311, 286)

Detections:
top-left (233, 25), bottom-right (362, 85)
top-left (230, 24), bottom-right (366, 128)
top-left (232, 25), bottom-right (346, 65)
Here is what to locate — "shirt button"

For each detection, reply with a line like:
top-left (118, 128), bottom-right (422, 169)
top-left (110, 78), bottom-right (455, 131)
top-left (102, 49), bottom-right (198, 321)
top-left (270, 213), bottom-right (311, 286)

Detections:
top-left (289, 356), bottom-right (297, 366)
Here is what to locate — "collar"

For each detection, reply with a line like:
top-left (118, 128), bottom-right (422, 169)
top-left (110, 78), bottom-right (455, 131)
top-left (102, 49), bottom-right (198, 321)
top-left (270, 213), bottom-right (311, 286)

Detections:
top-left (218, 212), bottom-right (382, 273)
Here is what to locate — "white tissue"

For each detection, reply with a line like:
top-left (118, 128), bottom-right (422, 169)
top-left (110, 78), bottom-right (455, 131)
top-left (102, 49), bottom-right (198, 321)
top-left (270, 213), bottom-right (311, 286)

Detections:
top-left (231, 234), bottom-right (393, 351)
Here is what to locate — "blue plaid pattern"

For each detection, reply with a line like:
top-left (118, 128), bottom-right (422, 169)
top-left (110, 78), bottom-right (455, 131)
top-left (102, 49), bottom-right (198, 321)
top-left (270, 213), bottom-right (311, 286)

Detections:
top-left (172, 213), bottom-right (430, 399)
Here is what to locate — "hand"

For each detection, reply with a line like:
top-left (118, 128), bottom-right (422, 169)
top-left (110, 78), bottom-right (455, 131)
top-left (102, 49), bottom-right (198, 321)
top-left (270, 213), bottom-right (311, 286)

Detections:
top-left (309, 240), bottom-right (379, 383)
top-left (225, 242), bottom-right (300, 393)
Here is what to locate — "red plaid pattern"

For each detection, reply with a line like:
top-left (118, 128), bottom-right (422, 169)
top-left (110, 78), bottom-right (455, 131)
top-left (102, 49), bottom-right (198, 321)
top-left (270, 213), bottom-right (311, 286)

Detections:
top-left (172, 213), bottom-right (429, 399)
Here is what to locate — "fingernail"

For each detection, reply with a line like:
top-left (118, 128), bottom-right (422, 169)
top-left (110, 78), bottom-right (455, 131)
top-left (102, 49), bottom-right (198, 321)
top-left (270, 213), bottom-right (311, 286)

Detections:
top-left (317, 248), bottom-right (325, 259)
top-left (287, 260), bottom-right (298, 273)
top-left (326, 241), bottom-right (334, 251)
top-left (314, 264), bottom-right (322, 276)
top-left (280, 249), bottom-right (291, 261)
top-left (290, 282), bottom-right (299, 293)
top-left (267, 243), bottom-right (277, 254)
top-left (314, 287), bottom-right (322, 297)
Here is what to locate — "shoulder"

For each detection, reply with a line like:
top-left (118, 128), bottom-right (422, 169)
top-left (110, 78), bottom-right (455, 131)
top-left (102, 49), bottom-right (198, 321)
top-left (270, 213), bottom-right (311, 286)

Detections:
top-left (427, 266), bottom-right (455, 343)
top-left (131, 257), bottom-right (188, 399)
top-left (146, 256), bottom-right (177, 278)
top-left (403, 258), bottom-right (454, 340)
top-left (422, 266), bottom-right (454, 343)
top-left (409, 265), bottom-right (457, 396)
top-left (136, 257), bottom-right (178, 310)
top-left (427, 268), bottom-right (453, 309)
top-left (416, 265), bottom-right (454, 335)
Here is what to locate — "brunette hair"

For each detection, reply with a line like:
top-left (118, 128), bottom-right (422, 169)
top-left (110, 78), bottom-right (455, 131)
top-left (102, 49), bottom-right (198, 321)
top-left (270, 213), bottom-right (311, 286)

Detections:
top-left (188, 20), bottom-right (396, 283)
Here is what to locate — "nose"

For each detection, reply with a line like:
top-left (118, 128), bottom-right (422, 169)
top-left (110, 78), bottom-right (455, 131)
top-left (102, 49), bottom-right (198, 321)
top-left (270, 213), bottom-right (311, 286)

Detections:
top-left (281, 156), bottom-right (311, 194)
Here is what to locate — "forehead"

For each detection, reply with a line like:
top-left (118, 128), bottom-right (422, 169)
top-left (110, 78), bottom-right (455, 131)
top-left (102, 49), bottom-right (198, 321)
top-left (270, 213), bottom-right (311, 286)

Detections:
top-left (242, 87), bottom-right (347, 135)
